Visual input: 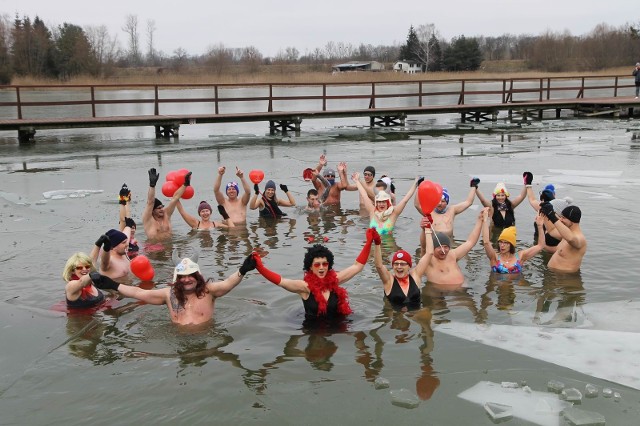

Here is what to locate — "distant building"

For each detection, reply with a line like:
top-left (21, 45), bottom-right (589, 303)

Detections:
top-left (393, 60), bottom-right (426, 74)
top-left (331, 61), bottom-right (385, 73)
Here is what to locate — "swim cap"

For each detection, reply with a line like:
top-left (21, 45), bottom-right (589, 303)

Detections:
top-left (498, 226), bottom-right (517, 247)
top-left (432, 232), bottom-right (451, 248)
top-left (550, 197), bottom-right (572, 214)
top-left (265, 180), bottom-right (276, 190)
top-left (540, 189), bottom-right (555, 202)
top-left (226, 181), bottom-right (240, 194)
top-left (544, 184), bottom-right (556, 194)
top-left (172, 258), bottom-right (200, 282)
top-left (154, 198), bottom-right (164, 209)
top-left (392, 250), bottom-right (412, 267)
top-left (441, 188), bottom-right (450, 204)
top-left (197, 201), bottom-right (212, 214)
top-left (381, 176), bottom-right (392, 189)
top-left (324, 168), bottom-right (336, 177)
top-left (493, 183), bottom-right (510, 197)
top-left (561, 205), bottom-right (581, 223)
top-left (105, 229), bottom-right (127, 247)
top-left (364, 166), bottom-right (376, 177)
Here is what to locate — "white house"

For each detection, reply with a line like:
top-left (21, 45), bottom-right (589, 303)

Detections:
top-left (393, 60), bottom-right (426, 74)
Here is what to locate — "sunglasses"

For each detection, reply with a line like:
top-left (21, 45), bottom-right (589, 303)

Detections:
top-left (363, 172), bottom-right (373, 177)
top-left (312, 261), bottom-right (329, 268)
top-left (75, 265), bottom-right (91, 270)
top-left (324, 175), bottom-right (335, 178)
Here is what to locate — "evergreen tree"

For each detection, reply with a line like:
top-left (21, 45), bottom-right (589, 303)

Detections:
top-left (55, 23), bottom-right (96, 79)
top-left (442, 35), bottom-right (482, 71)
top-left (399, 25), bottom-right (421, 62)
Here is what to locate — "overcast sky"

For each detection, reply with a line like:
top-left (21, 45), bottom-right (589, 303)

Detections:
top-left (2, 0), bottom-right (637, 57)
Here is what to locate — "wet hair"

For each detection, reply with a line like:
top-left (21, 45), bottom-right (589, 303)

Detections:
top-left (307, 188), bottom-right (318, 197)
top-left (172, 271), bottom-right (207, 307)
top-left (303, 244), bottom-right (335, 271)
top-left (62, 252), bottom-right (96, 282)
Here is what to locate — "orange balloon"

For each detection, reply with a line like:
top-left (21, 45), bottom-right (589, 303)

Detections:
top-left (249, 169), bottom-right (265, 184)
top-left (161, 181), bottom-right (179, 197)
top-left (417, 181), bottom-right (443, 214)
top-left (181, 186), bottom-right (195, 200)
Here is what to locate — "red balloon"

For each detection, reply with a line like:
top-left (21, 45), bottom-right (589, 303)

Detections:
top-left (181, 186), bottom-right (194, 200)
top-left (249, 169), bottom-right (265, 184)
top-left (302, 168), bottom-right (314, 181)
top-left (417, 181), bottom-right (443, 214)
top-left (137, 266), bottom-right (155, 281)
top-left (161, 180), bottom-right (179, 197)
top-left (165, 170), bottom-right (178, 182)
top-left (173, 169), bottom-right (190, 186)
top-left (130, 255), bottom-right (152, 279)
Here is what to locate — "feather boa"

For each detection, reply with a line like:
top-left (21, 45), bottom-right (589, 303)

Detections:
top-left (71, 274), bottom-right (96, 299)
top-left (304, 270), bottom-right (352, 316)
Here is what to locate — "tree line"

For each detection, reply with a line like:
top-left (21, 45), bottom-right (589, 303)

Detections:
top-left (1, 13), bottom-right (639, 84)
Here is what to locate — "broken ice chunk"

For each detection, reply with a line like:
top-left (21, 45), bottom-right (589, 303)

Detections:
top-left (374, 377), bottom-right (390, 390)
top-left (484, 402), bottom-right (513, 421)
top-left (584, 384), bottom-right (599, 398)
top-left (561, 388), bottom-right (583, 404)
top-left (562, 407), bottom-right (605, 426)
top-left (547, 380), bottom-right (565, 393)
top-left (390, 389), bottom-right (420, 409)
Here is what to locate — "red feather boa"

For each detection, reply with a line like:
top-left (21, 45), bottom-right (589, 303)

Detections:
top-left (71, 274), bottom-right (96, 299)
top-left (304, 270), bottom-right (352, 316)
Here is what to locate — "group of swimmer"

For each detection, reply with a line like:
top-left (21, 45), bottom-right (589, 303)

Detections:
top-left (63, 154), bottom-right (587, 327)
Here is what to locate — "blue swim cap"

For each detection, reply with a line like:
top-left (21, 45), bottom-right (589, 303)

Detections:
top-left (441, 188), bottom-right (450, 204)
top-left (544, 184), bottom-right (555, 194)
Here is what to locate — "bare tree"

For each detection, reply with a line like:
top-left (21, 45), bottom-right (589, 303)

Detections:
top-left (146, 19), bottom-right (156, 65)
top-left (85, 24), bottom-right (120, 75)
top-left (205, 43), bottom-right (234, 75)
top-left (414, 23), bottom-right (441, 71)
top-left (240, 46), bottom-right (262, 74)
top-left (122, 14), bottom-right (140, 65)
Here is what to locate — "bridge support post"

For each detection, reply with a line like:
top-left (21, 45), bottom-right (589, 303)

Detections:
top-left (369, 113), bottom-right (406, 128)
top-left (155, 123), bottom-right (180, 139)
top-left (269, 117), bottom-right (302, 135)
top-left (18, 128), bottom-right (36, 144)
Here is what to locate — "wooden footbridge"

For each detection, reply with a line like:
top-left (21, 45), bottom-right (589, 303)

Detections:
top-left (1, 75), bottom-right (638, 143)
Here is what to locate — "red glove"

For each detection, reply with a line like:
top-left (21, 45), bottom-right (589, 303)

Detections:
top-left (367, 227), bottom-right (381, 245)
top-left (252, 252), bottom-right (282, 285)
top-left (357, 230), bottom-right (374, 264)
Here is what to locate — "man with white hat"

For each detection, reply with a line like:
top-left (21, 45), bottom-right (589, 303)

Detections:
top-left (90, 254), bottom-right (257, 325)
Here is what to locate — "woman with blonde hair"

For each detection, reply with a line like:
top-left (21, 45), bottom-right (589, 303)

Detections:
top-left (62, 252), bottom-right (105, 308)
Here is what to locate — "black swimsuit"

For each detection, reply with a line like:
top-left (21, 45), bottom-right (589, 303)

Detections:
top-left (260, 197), bottom-right (286, 218)
top-left (303, 292), bottom-right (339, 318)
top-left (66, 288), bottom-right (105, 308)
top-left (385, 276), bottom-right (421, 309)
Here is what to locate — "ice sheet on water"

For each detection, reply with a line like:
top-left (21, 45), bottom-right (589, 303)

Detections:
top-left (484, 402), bottom-right (513, 421)
top-left (562, 407), bottom-right (606, 426)
top-left (42, 189), bottom-right (103, 200)
top-left (458, 381), bottom-right (572, 426)
top-left (436, 322), bottom-right (640, 390)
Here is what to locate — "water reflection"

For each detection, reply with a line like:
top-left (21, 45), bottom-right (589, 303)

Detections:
top-left (533, 270), bottom-right (586, 326)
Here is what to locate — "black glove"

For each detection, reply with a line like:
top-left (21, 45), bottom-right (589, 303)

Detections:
top-left (239, 254), bottom-right (257, 276)
top-left (279, 184), bottom-right (289, 193)
top-left (148, 168), bottom-right (159, 188)
top-left (523, 171), bottom-right (533, 185)
top-left (217, 205), bottom-right (230, 220)
top-left (183, 171), bottom-right (192, 187)
top-left (124, 217), bottom-right (136, 228)
top-left (390, 182), bottom-right (396, 193)
top-left (417, 176), bottom-right (425, 186)
top-left (95, 234), bottom-right (112, 251)
top-left (470, 177), bottom-right (480, 188)
top-left (89, 272), bottom-right (120, 291)
top-left (119, 184), bottom-right (130, 205)
top-left (539, 202), bottom-right (558, 223)
top-left (254, 184), bottom-right (260, 195)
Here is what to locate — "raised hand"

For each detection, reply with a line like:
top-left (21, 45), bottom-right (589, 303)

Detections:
top-left (417, 176), bottom-right (425, 186)
top-left (148, 168), bottom-right (159, 188)
top-left (279, 184), bottom-right (289, 193)
top-left (367, 227), bottom-right (381, 245)
top-left (319, 154), bottom-right (327, 167)
top-left (235, 167), bottom-right (244, 178)
top-left (539, 202), bottom-right (558, 223)
top-left (238, 254), bottom-right (257, 276)
top-left (217, 205), bottom-right (230, 220)
top-left (252, 252), bottom-right (281, 285)
top-left (254, 184), bottom-right (260, 195)
top-left (183, 171), bottom-right (192, 187)
top-left (119, 184), bottom-right (131, 205)
top-left (523, 172), bottom-right (533, 186)
top-left (95, 234), bottom-right (112, 252)
top-left (218, 166), bottom-right (226, 175)
top-left (470, 177), bottom-right (480, 188)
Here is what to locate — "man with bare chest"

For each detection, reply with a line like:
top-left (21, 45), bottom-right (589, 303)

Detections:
top-left (539, 203), bottom-right (586, 273)
top-left (91, 229), bottom-right (131, 283)
top-left (214, 166), bottom-right (251, 224)
top-left (142, 168), bottom-right (186, 241)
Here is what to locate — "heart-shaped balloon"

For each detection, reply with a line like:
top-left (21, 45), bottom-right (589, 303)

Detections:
top-left (249, 169), bottom-right (265, 184)
top-left (417, 180), bottom-right (443, 214)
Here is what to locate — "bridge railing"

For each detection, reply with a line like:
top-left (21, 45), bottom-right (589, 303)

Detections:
top-left (0, 75), bottom-right (634, 120)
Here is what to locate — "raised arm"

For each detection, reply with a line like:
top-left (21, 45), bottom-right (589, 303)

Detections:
top-left (315, 154), bottom-right (327, 174)
top-left (337, 228), bottom-right (377, 283)
top-left (336, 161), bottom-right (350, 190)
top-left (481, 208), bottom-right (497, 264)
top-left (277, 184), bottom-right (296, 207)
top-left (475, 187), bottom-right (491, 208)
top-left (454, 208), bottom-right (486, 260)
top-left (164, 172), bottom-right (191, 218)
top-left (207, 254), bottom-right (256, 297)
top-left (391, 177), bottom-right (420, 219)
top-left (372, 233), bottom-right (391, 288)
top-left (519, 214), bottom-right (545, 262)
top-left (314, 171), bottom-right (331, 203)
top-left (353, 172), bottom-right (375, 215)
top-left (540, 203), bottom-right (585, 250)
top-left (142, 168), bottom-right (159, 228)
top-left (236, 167), bottom-right (251, 205)
top-left (213, 166), bottom-right (226, 205)
top-left (176, 200), bottom-right (199, 229)
top-left (253, 253), bottom-right (310, 294)
top-left (250, 184), bottom-right (263, 210)
top-left (452, 183), bottom-right (477, 215)
top-left (510, 183), bottom-right (528, 208)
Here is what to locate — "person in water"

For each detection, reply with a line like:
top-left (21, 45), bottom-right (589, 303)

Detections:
top-left (481, 216), bottom-right (545, 275)
top-left (372, 238), bottom-right (431, 310)
top-left (62, 252), bottom-right (105, 309)
top-left (176, 200), bottom-right (234, 230)
top-left (422, 208), bottom-right (488, 286)
top-left (251, 228), bottom-right (379, 319)
top-left (539, 203), bottom-right (587, 273)
top-left (310, 155), bottom-right (355, 205)
top-left (89, 254), bottom-right (257, 326)
top-left (117, 183), bottom-right (139, 258)
top-left (353, 172), bottom-right (421, 236)
top-left (91, 228), bottom-right (131, 282)
top-left (250, 180), bottom-right (296, 218)
top-left (142, 168), bottom-right (184, 241)
top-left (476, 180), bottom-right (527, 230)
top-left (213, 166), bottom-right (252, 224)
